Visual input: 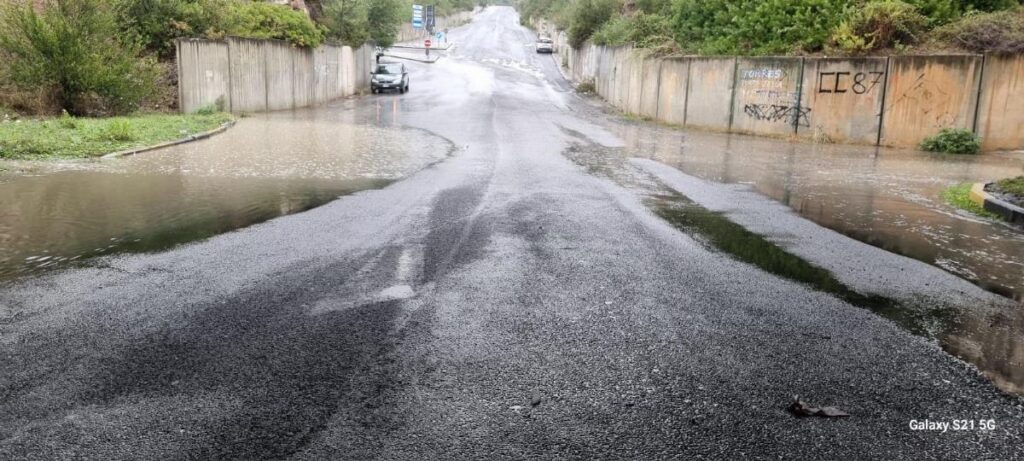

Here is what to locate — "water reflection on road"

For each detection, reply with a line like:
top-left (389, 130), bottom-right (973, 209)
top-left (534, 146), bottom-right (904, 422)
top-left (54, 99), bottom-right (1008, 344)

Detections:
top-left (582, 122), bottom-right (1024, 394)
top-left (608, 123), bottom-right (1024, 302)
top-left (0, 108), bottom-right (453, 280)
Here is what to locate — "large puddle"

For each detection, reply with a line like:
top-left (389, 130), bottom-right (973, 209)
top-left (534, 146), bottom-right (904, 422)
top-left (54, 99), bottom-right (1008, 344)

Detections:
top-left (607, 123), bottom-right (1024, 302)
top-left (561, 128), bottom-right (1024, 396)
top-left (0, 109), bottom-right (453, 280)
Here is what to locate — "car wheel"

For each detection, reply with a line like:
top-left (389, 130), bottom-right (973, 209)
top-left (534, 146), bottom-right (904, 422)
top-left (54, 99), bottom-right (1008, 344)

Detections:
top-left (405, 83), bottom-right (410, 92)
top-left (399, 85), bottom-right (405, 94)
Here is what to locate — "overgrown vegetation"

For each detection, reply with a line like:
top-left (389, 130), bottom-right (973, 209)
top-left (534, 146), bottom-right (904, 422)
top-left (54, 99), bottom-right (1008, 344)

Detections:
top-left (930, 7), bottom-right (1024, 54)
top-left (995, 176), bottom-right (1024, 196)
top-left (0, 113), bottom-right (233, 159)
top-left (0, 0), bottom-right (158, 116)
top-left (522, 0), bottom-right (1023, 55)
top-left (920, 128), bottom-right (981, 154)
top-left (941, 183), bottom-right (1000, 219)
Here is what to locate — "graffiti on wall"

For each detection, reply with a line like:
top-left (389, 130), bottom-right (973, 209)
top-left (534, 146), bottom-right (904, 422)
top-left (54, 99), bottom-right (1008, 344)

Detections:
top-left (885, 73), bottom-right (956, 128)
top-left (743, 104), bottom-right (811, 127)
top-left (817, 71), bottom-right (884, 95)
top-left (738, 66), bottom-right (809, 128)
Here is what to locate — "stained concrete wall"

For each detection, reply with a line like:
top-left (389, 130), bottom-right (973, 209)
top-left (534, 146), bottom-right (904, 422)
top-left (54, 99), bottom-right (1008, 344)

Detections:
top-left (228, 38), bottom-right (268, 113)
top-left (880, 55), bottom-right (983, 148)
top-left (684, 58), bottom-right (736, 131)
top-left (176, 40), bottom-right (230, 114)
top-left (656, 58), bottom-right (688, 125)
top-left (177, 37), bottom-right (374, 114)
top-left (548, 33), bottom-right (1023, 152)
top-left (976, 55), bottom-right (1024, 151)
top-left (798, 57), bottom-right (888, 144)
top-left (731, 57), bottom-right (804, 136)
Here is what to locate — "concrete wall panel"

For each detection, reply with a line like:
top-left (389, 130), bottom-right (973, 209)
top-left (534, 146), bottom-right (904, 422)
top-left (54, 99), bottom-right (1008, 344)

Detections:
top-left (977, 55), bottom-right (1024, 151)
top-left (685, 57), bottom-right (736, 131)
top-left (176, 40), bottom-right (231, 113)
top-left (638, 58), bottom-right (661, 119)
top-left (798, 57), bottom-right (887, 144)
top-left (227, 38), bottom-right (268, 113)
top-left (656, 58), bottom-right (688, 125)
top-left (880, 55), bottom-right (983, 148)
top-left (291, 48), bottom-right (315, 109)
top-left (731, 57), bottom-right (804, 136)
top-left (264, 41), bottom-right (294, 111)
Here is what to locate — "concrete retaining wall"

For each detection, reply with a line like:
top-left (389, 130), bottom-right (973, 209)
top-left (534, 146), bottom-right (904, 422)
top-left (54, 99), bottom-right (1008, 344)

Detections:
top-left (799, 57), bottom-right (888, 144)
top-left (176, 37), bottom-right (373, 114)
top-left (534, 17), bottom-right (1024, 152)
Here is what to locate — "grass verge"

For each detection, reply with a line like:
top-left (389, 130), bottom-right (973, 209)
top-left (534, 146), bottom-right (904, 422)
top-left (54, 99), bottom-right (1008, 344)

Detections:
top-left (995, 176), bottom-right (1024, 196)
top-left (0, 112), bottom-right (233, 160)
top-left (941, 183), bottom-right (1000, 220)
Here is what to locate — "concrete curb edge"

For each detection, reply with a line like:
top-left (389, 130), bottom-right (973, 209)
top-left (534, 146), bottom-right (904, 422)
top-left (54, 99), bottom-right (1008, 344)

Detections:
top-left (101, 120), bottom-right (237, 160)
top-left (969, 182), bottom-right (1024, 225)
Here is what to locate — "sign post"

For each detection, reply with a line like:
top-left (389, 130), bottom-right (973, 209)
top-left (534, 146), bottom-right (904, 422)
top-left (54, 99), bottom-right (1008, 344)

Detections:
top-left (424, 38), bottom-right (431, 58)
top-left (425, 5), bottom-right (435, 33)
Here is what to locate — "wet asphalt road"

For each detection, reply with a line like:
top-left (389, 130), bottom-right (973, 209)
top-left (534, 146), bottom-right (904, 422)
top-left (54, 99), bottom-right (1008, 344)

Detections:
top-left (2, 6), bottom-right (1023, 460)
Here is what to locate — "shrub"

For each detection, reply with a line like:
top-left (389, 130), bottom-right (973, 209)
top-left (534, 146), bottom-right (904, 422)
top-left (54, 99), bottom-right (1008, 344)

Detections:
top-left (920, 128), bottom-right (981, 154)
top-left (930, 7), bottom-right (1024, 54)
top-left (568, 0), bottom-right (618, 48)
top-left (224, 2), bottom-right (325, 48)
top-left (591, 15), bottom-right (631, 46)
top-left (114, 0), bottom-right (230, 58)
top-left (829, 1), bottom-right (927, 53)
top-left (592, 13), bottom-right (675, 48)
top-left (0, 0), bottom-right (157, 115)
top-left (58, 110), bottom-right (78, 129)
top-left (672, 0), bottom-right (852, 55)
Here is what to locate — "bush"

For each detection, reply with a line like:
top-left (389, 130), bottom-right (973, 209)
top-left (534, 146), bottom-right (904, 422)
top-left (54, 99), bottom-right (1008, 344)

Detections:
top-left (0, 0), bottom-right (158, 115)
top-left (672, 0), bottom-right (852, 55)
top-left (225, 2), bottom-right (325, 47)
top-left (930, 7), bottom-right (1024, 54)
top-left (920, 128), bottom-right (981, 154)
top-left (114, 0), bottom-right (230, 58)
top-left (592, 13), bottom-right (675, 48)
top-left (568, 0), bottom-right (618, 48)
top-left (829, 1), bottom-right (927, 53)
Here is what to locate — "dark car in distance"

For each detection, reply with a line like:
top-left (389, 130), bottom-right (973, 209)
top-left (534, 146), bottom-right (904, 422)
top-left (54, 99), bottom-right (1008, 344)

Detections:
top-left (371, 62), bottom-right (409, 94)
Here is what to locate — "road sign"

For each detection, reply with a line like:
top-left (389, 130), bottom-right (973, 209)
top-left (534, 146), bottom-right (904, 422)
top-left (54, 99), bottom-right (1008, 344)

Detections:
top-left (424, 39), bottom-right (432, 48)
top-left (425, 5), bottom-right (435, 31)
top-left (412, 4), bottom-right (423, 29)
top-left (435, 32), bottom-right (443, 40)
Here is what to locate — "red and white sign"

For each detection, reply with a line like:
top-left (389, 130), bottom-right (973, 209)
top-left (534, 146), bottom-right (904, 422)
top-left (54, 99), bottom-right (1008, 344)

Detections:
top-left (424, 39), bottom-right (432, 48)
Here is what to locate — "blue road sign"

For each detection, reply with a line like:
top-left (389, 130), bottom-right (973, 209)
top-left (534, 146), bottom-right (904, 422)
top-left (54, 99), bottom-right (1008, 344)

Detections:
top-left (412, 4), bottom-right (423, 29)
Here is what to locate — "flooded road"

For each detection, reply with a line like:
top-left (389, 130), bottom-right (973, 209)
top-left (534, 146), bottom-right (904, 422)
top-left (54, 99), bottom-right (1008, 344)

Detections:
top-left (0, 109), bottom-right (453, 280)
top-left (606, 123), bottom-right (1024, 302)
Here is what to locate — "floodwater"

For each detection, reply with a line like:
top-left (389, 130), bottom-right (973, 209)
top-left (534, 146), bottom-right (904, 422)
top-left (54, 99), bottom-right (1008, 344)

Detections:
top-left (0, 107), bottom-right (454, 280)
top-left (608, 123), bottom-right (1024, 302)
top-left (564, 121), bottom-right (1024, 394)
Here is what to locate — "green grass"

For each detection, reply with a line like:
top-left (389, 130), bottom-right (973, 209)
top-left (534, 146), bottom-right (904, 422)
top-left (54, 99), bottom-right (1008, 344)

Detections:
top-left (0, 112), bottom-right (233, 159)
top-left (995, 176), bottom-right (1024, 196)
top-left (941, 183), bottom-right (1000, 220)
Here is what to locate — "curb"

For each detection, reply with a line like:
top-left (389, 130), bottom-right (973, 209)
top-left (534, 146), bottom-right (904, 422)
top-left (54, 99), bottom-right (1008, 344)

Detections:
top-left (383, 53), bottom-right (442, 64)
top-left (101, 120), bottom-right (236, 159)
top-left (969, 182), bottom-right (1024, 225)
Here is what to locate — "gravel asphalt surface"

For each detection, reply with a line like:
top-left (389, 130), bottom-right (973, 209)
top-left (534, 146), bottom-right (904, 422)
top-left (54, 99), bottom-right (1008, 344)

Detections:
top-left (1, 6), bottom-right (1022, 460)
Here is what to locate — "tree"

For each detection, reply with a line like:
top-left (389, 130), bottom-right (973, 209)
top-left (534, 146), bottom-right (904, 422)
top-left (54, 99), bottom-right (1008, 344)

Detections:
top-left (324, 0), bottom-right (369, 45)
top-left (366, 0), bottom-right (403, 48)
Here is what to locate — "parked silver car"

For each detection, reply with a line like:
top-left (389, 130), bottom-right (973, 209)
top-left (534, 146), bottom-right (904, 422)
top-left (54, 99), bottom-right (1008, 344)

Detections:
top-left (536, 37), bottom-right (553, 53)
top-left (371, 62), bottom-right (409, 94)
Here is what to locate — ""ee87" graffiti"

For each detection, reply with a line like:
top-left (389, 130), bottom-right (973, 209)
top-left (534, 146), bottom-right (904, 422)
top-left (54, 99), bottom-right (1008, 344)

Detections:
top-left (818, 71), bottom-right (884, 95)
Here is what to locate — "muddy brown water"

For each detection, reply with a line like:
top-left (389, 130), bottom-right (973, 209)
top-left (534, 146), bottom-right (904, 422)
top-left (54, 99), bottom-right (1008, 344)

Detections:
top-left (580, 122), bottom-right (1024, 394)
top-left (608, 123), bottom-right (1024, 303)
top-left (0, 111), bottom-right (453, 280)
